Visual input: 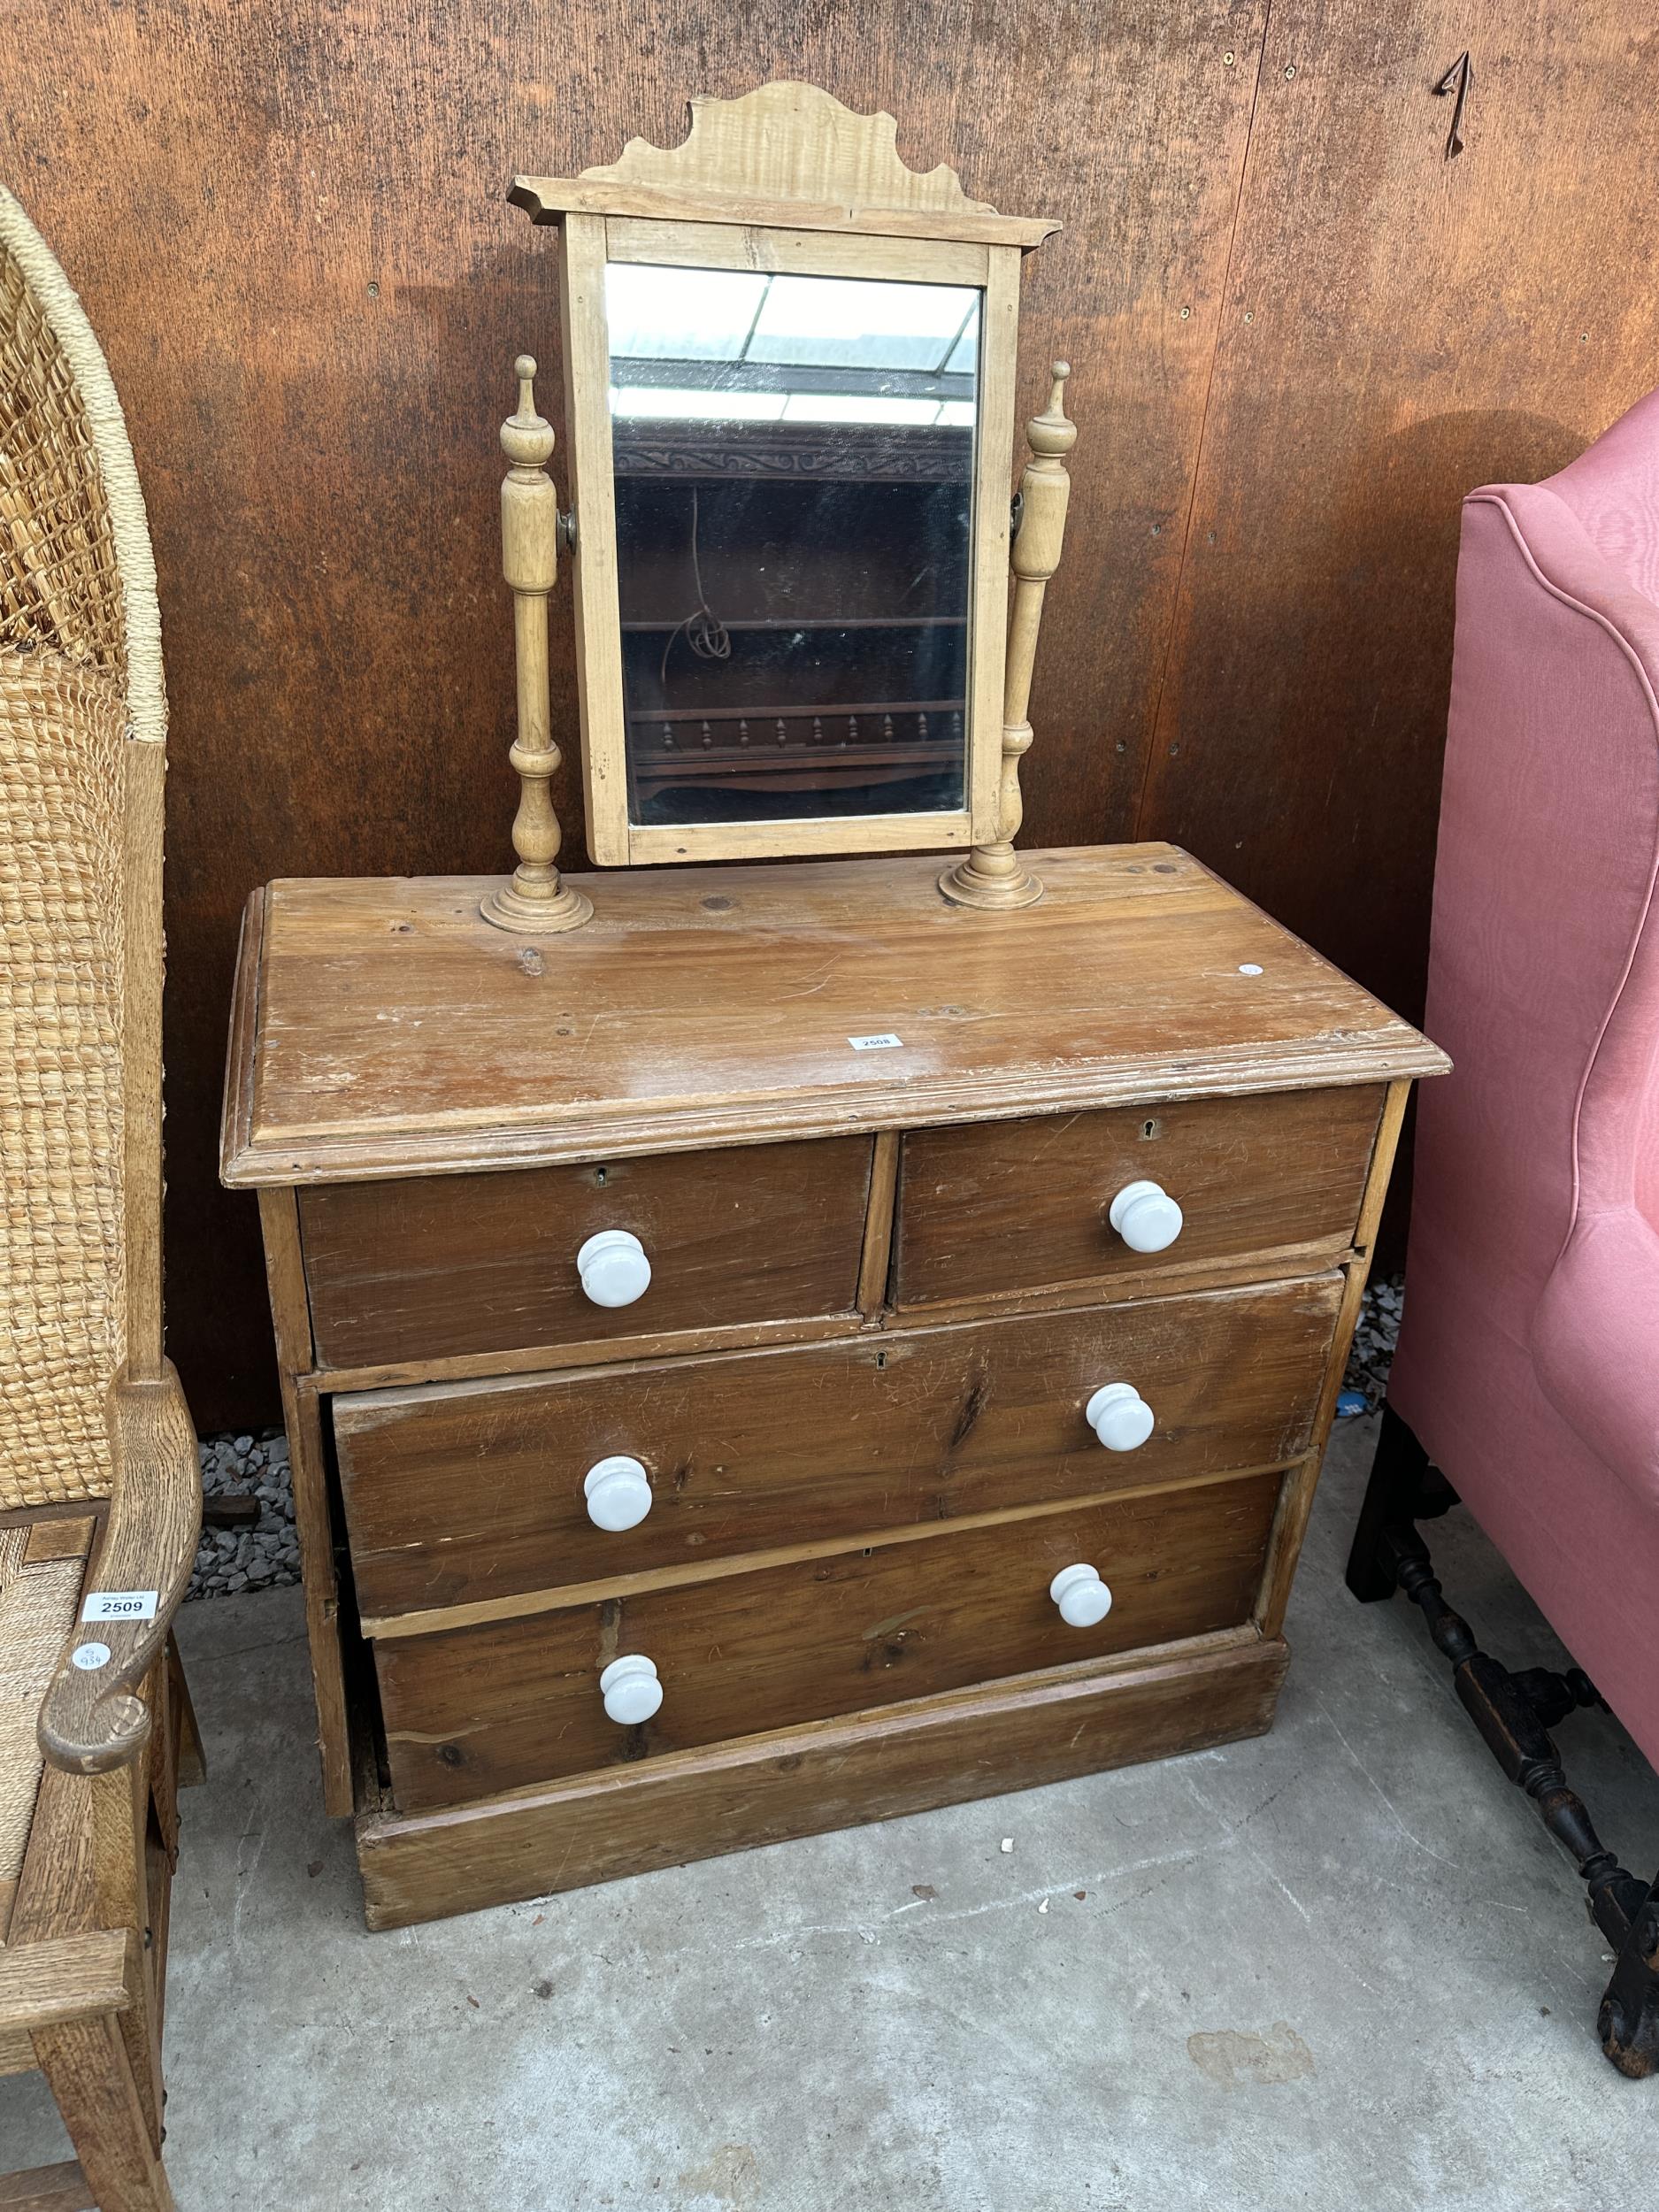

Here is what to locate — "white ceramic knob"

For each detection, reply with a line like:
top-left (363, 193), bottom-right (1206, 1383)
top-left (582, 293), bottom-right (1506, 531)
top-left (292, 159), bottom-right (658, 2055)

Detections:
top-left (583, 1455), bottom-right (653, 1532)
top-left (1109, 1178), bottom-right (1183, 1254)
top-left (1050, 1563), bottom-right (1114, 1628)
top-left (600, 1654), bottom-right (663, 1726)
top-left (1085, 1382), bottom-right (1156, 1452)
top-left (577, 1229), bottom-right (652, 1309)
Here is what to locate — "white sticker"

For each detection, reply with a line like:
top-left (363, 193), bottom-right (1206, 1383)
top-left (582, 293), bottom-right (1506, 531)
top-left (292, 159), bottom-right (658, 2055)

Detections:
top-left (72, 1641), bottom-right (111, 1671)
top-left (849, 1033), bottom-right (904, 1051)
top-left (81, 1590), bottom-right (159, 1624)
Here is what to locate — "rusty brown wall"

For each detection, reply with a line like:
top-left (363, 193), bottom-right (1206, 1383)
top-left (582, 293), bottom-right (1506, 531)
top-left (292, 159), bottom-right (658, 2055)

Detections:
top-left (6, 4), bottom-right (1656, 1424)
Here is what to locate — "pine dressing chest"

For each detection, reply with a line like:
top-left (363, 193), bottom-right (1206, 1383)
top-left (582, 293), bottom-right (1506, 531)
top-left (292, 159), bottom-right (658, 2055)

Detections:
top-left (222, 848), bottom-right (1444, 1927)
top-left (221, 83), bottom-right (1445, 1925)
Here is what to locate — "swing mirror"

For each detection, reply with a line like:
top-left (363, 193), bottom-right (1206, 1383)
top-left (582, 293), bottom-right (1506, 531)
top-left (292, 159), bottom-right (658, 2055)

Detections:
top-left (511, 81), bottom-right (1058, 866)
top-left (608, 264), bottom-right (979, 835)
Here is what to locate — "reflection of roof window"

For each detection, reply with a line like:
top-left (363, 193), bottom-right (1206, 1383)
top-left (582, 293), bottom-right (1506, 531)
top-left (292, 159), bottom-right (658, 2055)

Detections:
top-left (746, 277), bottom-right (977, 372)
top-left (605, 265), bottom-right (980, 426)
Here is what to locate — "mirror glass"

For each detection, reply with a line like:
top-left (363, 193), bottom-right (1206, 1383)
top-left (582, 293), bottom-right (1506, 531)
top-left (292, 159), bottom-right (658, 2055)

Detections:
top-left (606, 265), bottom-right (979, 827)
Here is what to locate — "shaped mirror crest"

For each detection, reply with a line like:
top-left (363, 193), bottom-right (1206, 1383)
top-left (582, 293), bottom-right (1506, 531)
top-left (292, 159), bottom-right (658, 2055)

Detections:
top-left (495, 82), bottom-right (1064, 885)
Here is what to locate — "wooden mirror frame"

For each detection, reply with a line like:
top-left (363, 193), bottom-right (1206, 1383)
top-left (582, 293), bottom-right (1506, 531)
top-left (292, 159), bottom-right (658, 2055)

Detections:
top-left (510, 81), bottom-right (1060, 871)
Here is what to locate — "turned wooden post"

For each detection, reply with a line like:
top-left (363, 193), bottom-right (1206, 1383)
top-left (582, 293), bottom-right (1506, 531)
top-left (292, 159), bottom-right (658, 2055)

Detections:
top-left (940, 362), bottom-right (1077, 912)
top-left (480, 354), bottom-right (593, 935)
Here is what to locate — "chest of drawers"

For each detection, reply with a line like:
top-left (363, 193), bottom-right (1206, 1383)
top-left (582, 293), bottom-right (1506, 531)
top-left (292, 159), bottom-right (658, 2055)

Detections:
top-left (222, 844), bottom-right (1445, 1929)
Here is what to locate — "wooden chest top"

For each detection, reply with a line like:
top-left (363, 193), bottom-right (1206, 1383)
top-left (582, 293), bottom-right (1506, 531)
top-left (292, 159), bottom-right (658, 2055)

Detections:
top-left (220, 843), bottom-right (1446, 1187)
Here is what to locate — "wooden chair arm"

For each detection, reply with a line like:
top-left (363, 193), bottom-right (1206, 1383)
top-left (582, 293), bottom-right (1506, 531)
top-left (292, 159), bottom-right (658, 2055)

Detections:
top-left (37, 1364), bottom-right (201, 1776)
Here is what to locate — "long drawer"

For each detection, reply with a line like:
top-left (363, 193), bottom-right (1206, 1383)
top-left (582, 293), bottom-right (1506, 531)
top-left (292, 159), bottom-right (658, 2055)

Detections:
top-left (299, 1133), bottom-right (874, 1368)
top-left (894, 1085), bottom-right (1382, 1308)
top-left (374, 1471), bottom-right (1283, 1811)
top-left (334, 1274), bottom-right (1341, 1624)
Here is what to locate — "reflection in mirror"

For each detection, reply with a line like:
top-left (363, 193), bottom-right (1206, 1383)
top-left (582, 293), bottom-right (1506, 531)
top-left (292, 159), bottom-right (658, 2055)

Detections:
top-left (606, 265), bottom-right (979, 827)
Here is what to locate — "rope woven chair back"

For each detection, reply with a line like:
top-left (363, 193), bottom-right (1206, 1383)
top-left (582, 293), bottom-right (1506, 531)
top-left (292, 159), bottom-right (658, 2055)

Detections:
top-left (0, 183), bottom-right (167, 1511)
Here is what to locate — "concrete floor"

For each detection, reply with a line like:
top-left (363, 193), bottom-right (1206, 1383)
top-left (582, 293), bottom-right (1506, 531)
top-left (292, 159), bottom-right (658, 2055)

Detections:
top-left (4, 1415), bottom-right (1655, 2208)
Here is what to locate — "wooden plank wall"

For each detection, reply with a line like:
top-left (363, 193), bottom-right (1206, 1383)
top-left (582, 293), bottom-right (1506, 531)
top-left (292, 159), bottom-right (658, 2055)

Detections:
top-left (5, 4), bottom-right (1656, 1426)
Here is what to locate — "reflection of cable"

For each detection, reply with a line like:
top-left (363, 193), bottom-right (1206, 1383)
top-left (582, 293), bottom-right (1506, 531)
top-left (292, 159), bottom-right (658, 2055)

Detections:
top-left (660, 485), bottom-right (731, 685)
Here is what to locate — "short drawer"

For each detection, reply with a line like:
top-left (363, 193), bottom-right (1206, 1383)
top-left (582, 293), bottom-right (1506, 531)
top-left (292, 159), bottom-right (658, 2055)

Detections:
top-left (894, 1086), bottom-right (1382, 1309)
top-left (374, 1469), bottom-right (1283, 1811)
top-left (299, 1134), bottom-right (874, 1369)
top-left (334, 1275), bottom-right (1340, 1624)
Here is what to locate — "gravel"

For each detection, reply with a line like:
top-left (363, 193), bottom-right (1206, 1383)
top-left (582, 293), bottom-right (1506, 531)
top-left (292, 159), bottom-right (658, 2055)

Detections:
top-left (1343, 1270), bottom-right (1403, 1409)
top-left (187, 1426), bottom-right (300, 1601)
top-left (182, 1271), bottom-right (1407, 1601)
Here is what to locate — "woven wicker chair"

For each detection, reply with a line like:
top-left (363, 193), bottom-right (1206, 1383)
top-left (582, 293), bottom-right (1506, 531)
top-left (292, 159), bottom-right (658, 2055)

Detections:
top-left (0, 184), bottom-right (202, 2212)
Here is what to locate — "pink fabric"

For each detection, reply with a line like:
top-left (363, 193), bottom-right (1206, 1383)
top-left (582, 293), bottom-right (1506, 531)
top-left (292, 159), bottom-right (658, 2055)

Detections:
top-left (1389, 405), bottom-right (1659, 1769)
top-left (1532, 1209), bottom-right (1659, 1500)
top-left (1544, 385), bottom-right (1659, 611)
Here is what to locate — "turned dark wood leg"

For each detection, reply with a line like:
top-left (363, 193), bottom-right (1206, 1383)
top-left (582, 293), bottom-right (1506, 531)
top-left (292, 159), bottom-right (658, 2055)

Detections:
top-left (1599, 1872), bottom-right (1659, 2078)
top-left (1381, 1522), bottom-right (1657, 2078)
top-left (1345, 1402), bottom-right (1457, 1601)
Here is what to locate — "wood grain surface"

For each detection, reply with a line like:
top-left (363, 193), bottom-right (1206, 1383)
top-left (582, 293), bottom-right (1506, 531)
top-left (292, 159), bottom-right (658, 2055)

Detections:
top-left (1138, 1), bottom-right (1659, 1042)
top-left (301, 1134), bottom-right (872, 1369)
top-left (896, 1084), bottom-right (1381, 1305)
top-left (1254, 1078), bottom-right (1409, 1638)
top-left (0, 2157), bottom-right (93, 2206)
top-left (35, 1371), bottom-right (201, 1778)
top-left (0, 1931), bottom-right (134, 2039)
top-left (334, 1274), bottom-right (1339, 1625)
top-left (357, 1627), bottom-right (1287, 1926)
top-left (374, 1469), bottom-right (1281, 1809)
top-left (223, 849), bottom-right (1441, 1186)
top-left (11, 9), bottom-right (1654, 1420)
top-left (0, 4), bottom-right (1269, 1419)
top-left (25, 2011), bottom-right (172, 2212)
top-left (511, 78), bottom-right (1057, 244)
